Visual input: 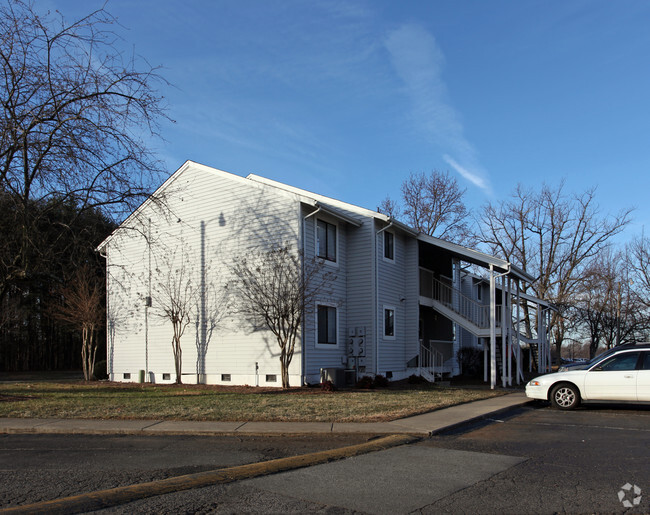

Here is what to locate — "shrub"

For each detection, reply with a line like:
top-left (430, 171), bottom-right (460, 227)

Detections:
top-left (93, 360), bottom-right (108, 380)
top-left (458, 348), bottom-right (484, 377)
top-left (408, 374), bottom-right (426, 384)
top-left (320, 380), bottom-right (336, 392)
top-left (373, 374), bottom-right (389, 387)
top-left (355, 375), bottom-right (374, 389)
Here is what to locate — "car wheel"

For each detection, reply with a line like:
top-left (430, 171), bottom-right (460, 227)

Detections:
top-left (550, 383), bottom-right (580, 410)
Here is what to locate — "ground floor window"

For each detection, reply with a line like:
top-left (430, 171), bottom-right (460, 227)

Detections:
top-left (317, 304), bottom-right (337, 345)
top-left (384, 306), bottom-right (395, 339)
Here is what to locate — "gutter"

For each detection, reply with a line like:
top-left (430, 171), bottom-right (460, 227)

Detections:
top-left (301, 206), bottom-right (322, 385)
top-left (374, 221), bottom-right (395, 377)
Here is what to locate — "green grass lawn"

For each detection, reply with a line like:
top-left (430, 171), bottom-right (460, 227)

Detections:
top-left (0, 382), bottom-right (506, 423)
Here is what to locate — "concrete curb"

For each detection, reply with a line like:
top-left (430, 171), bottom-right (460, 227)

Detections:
top-left (428, 399), bottom-right (534, 436)
top-left (0, 434), bottom-right (419, 515)
top-left (0, 392), bottom-right (532, 437)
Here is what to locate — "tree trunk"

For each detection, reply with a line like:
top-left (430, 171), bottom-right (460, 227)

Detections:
top-left (173, 328), bottom-right (183, 384)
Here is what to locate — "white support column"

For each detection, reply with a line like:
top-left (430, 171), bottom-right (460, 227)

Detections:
top-left (537, 304), bottom-right (544, 373)
top-left (544, 308), bottom-right (553, 372)
top-left (515, 280), bottom-right (522, 384)
top-left (501, 275), bottom-right (507, 388)
top-left (483, 338), bottom-right (488, 383)
top-left (452, 259), bottom-right (461, 376)
top-left (490, 264), bottom-right (496, 389)
top-left (506, 276), bottom-right (512, 386)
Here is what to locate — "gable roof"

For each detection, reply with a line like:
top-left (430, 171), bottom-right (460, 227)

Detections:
top-left (96, 160), bottom-right (535, 286)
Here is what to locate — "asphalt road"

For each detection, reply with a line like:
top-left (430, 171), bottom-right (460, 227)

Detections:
top-left (2, 403), bottom-right (650, 514)
top-left (0, 433), bottom-right (371, 510)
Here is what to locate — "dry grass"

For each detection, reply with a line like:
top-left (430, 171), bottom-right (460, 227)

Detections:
top-left (0, 381), bottom-right (506, 423)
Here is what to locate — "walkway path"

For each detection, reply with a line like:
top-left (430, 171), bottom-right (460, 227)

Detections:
top-left (0, 391), bottom-right (529, 436)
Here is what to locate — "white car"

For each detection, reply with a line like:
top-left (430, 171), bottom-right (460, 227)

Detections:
top-left (526, 344), bottom-right (650, 409)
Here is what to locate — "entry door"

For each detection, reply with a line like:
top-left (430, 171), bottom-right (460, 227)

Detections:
top-left (638, 352), bottom-right (650, 402)
top-left (583, 352), bottom-right (640, 401)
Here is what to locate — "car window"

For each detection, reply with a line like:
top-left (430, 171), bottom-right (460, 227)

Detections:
top-left (642, 352), bottom-right (650, 370)
top-left (595, 352), bottom-right (640, 371)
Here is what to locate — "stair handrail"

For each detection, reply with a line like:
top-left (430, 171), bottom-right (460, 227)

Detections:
top-left (419, 339), bottom-right (444, 381)
top-left (419, 269), bottom-right (501, 329)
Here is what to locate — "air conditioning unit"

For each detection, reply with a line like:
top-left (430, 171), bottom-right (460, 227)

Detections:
top-left (320, 367), bottom-right (344, 386)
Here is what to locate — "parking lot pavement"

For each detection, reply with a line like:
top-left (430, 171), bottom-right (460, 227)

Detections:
top-left (106, 404), bottom-right (649, 514)
top-left (242, 445), bottom-right (524, 514)
top-left (4, 404), bottom-right (649, 514)
top-left (419, 404), bottom-right (650, 514)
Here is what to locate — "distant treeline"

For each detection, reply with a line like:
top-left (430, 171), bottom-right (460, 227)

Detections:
top-left (0, 192), bottom-right (115, 371)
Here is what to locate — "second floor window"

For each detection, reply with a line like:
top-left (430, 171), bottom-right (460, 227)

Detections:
top-left (384, 231), bottom-right (394, 260)
top-left (317, 219), bottom-right (336, 262)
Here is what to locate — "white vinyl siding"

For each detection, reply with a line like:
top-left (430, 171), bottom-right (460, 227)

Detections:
top-left (105, 163), bottom-right (303, 386)
top-left (376, 222), bottom-right (409, 375)
top-left (302, 208), bottom-right (348, 380)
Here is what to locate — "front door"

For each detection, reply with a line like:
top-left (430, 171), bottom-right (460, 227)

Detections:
top-left (637, 351), bottom-right (650, 401)
top-left (583, 351), bottom-right (640, 401)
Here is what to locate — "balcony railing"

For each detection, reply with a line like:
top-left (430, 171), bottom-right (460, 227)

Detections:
top-left (419, 268), bottom-right (501, 329)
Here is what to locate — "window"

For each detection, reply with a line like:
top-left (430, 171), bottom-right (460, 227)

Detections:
top-left (317, 219), bottom-right (336, 262)
top-left (317, 304), bottom-right (337, 344)
top-left (596, 352), bottom-right (640, 371)
top-left (123, 373), bottom-right (131, 380)
top-left (221, 374), bottom-right (231, 382)
top-left (384, 307), bottom-right (395, 338)
top-left (162, 373), bottom-right (171, 380)
top-left (643, 352), bottom-right (650, 370)
top-left (476, 284), bottom-right (482, 302)
top-left (266, 374), bottom-right (277, 383)
top-left (384, 231), bottom-right (394, 260)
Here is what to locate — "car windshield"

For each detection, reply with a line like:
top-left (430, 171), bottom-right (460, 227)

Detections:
top-left (587, 346), bottom-right (646, 368)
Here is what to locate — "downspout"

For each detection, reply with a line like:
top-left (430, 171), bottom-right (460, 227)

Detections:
top-left (302, 206), bottom-right (321, 385)
top-left (375, 221), bottom-right (395, 377)
top-left (98, 246), bottom-right (110, 380)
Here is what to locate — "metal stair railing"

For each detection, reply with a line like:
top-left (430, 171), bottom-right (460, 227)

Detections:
top-left (419, 268), bottom-right (501, 329)
top-left (419, 340), bottom-right (444, 382)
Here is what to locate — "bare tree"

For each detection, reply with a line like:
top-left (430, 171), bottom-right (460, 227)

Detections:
top-left (477, 182), bottom-right (632, 358)
top-left (377, 196), bottom-right (400, 219)
top-left (0, 0), bottom-right (169, 305)
top-left (49, 265), bottom-right (104, 380)
top-left (150, 243), bottom-right (228, 384)
top-left (151, 248), bottom-right (195, 384)
top-left (566, 253), bottom-right (621, 357)
top-left (628, 233), bottom-right (650, 310)
top-left (231, 245), bottom-right (334, 388)
top-left (380, 171), bottom-right (472, 244)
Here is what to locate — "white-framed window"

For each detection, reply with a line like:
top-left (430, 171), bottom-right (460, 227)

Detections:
top-left (316, 219), bottom-right (337, 262)
top-left (383, 231), bottom-right (394, 262)
top-left (383, 305), bottom-right (396, 340)
top-left (316, 303), bottom-right (338, 346)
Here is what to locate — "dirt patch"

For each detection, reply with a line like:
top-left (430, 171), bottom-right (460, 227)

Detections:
top-left (0, 394), bottom-right (36, 402)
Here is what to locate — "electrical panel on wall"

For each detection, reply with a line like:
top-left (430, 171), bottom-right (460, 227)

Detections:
top-left (346, 326), bottom-right (367, 357)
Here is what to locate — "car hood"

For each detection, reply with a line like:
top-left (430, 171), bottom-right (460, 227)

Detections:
top-left (559, 363), bottom-right (590, 371)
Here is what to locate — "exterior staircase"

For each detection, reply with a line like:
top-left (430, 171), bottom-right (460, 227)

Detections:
top-left (418, 340), bottom-right (444, 382)
top-left (420, 270), bottom-right (501, 338)
top-left (420, 268), bottom-right (547, 383)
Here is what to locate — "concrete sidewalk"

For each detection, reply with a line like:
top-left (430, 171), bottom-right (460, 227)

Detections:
top-left (0, 392), bottom-right (530, 437)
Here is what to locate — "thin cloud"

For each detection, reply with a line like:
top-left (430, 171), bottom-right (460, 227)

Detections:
top-left (443, 155), bottom-right (491, 193)
top-left (385, 24), bottom-right (491, 193)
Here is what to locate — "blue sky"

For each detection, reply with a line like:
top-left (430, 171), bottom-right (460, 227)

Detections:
top-left (50, 0), bottom-right (650, 237)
